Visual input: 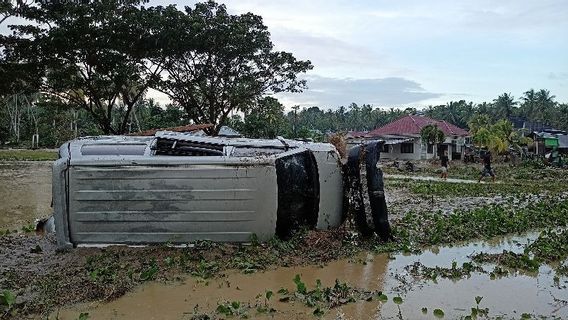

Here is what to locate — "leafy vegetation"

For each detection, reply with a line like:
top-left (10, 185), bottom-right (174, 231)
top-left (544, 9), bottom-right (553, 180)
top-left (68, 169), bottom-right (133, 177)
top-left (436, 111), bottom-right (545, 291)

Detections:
top-left (0, 289), bottom-right (16, 310)
top-left (470, 118), bottom-right (531, 155)
top-left (471, 229), bottom-right (568, 275)
top-left (77, 313), bottom-right (89, 320)
top-left (1, 0), bottom-right (567, 145)
top-left (139, 259), bottom-right (159, 281)
top-left (280, 275), bottom-right (382, 316)
top-left (473, 251), bottom-right (540, 273)
top-left (385, 162), bottom-right (568, 183)
top-left (406, 261), bottom-right (484, 281)
top-left (216, 300), bottom-right (248, 317)
top-left (85, 253), bottom-right (120, 284)
top-left (2, 0), bottom-right (311, 136)
top-left (386, 173), bottom-right (568, 197)
top-left (420, 124), bottom-right (445, 158)
top-left (191, 260), bottom-right (219, 279)
top-left (20, 223), bottom-right (35, 233)
top-left (157, 2), bottom-right (312, 135)
top-left (385, 198), bottom-right (568, 250)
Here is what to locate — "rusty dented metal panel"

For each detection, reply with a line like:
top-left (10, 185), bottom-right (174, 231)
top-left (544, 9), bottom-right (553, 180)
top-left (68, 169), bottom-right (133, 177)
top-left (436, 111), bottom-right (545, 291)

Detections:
top-left (65, 163), bottom-right (277, 245)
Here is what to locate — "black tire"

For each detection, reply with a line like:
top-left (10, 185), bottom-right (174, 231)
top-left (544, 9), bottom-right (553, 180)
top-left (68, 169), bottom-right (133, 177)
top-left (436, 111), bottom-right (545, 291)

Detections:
top-left (275, 150), bottom-right (320, 239)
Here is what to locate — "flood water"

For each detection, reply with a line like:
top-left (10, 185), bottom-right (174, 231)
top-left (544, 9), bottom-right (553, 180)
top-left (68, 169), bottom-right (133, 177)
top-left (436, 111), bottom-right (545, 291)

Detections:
top-left (0, 161), bottom-right (52, 230)
top-left (57, 232), bottom-right (568, 319)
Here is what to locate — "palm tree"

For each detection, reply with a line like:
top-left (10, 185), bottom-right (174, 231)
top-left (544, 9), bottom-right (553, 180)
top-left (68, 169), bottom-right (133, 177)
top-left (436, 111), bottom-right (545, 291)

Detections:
top-left (535, 89), bottom-right (556, 121)
top-left (493, 93), bottom-right (517, 119)
top-left (521, 89), bottom-right (537, 119)
top-left (420, 124), bottom-right (445, 159)
top-left (468, 114), bottom-right (491, 135)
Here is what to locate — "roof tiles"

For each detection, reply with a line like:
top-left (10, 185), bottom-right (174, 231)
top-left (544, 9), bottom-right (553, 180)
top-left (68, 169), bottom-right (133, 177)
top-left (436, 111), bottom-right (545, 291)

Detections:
top-left (368, 115), bottom-right (469, 137)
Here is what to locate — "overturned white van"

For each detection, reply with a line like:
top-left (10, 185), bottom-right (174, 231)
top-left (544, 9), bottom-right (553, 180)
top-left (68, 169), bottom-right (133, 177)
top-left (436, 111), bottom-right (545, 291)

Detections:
top-left (53, 132), bottom-right (345, 248)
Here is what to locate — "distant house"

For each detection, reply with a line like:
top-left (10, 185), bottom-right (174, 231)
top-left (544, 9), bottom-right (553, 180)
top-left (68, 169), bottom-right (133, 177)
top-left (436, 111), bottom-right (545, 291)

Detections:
top-left (364, 115), bottom-right (470, 160)
top-left (509, 116), bottom-right (559, 135)
top-left (344, 131), bottom-right (370, 146)
top-left (510, 117), bottom-right (568, 155)
top-left (531, 131), bottom-right (568, 155)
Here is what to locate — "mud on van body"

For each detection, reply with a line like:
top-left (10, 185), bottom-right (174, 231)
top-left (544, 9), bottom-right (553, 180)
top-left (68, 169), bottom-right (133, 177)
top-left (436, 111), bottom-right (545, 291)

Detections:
top-left (53, 132), bottom-right (389, 248)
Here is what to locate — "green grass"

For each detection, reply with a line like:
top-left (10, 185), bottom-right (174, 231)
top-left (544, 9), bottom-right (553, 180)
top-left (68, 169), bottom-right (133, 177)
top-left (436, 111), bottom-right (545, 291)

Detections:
top-left (0, 149), bottom-right (58, 161)
top-left (387, 197), bottom-right (568, 248)
top-left (386, 178), bottom-right (567, 197)
top-left (383, 161), bottom-right (568, 182)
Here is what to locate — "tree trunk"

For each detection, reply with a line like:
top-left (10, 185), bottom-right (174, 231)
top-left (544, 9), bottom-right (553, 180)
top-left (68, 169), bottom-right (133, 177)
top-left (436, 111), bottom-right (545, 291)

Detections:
top-left (433, 144), bottom-right (438, 160)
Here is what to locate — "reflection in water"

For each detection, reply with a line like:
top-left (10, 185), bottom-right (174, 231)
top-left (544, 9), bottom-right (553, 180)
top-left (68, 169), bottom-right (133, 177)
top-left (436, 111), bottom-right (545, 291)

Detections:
top-left (57, 232), bottom-right (568, 319)
top-left (57, 254), bottom-right (390, 320)
top-left (381, 232), bottom-right (568, 318)
top-left (0, 162), bottom-right (52, 230)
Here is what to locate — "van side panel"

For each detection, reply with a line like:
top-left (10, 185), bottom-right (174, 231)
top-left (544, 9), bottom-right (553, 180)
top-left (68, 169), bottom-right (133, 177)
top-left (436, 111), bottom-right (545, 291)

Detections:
top-left (65, 164), bottom-right (277, 245)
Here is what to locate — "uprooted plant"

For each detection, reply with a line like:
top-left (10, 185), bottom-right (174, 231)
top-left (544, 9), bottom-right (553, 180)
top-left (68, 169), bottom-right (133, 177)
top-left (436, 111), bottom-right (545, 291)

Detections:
top-left (277, 275), bottom-right (382, 316)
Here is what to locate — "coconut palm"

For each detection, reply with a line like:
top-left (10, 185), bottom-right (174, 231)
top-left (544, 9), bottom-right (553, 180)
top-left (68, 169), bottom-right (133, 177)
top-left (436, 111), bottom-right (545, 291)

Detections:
top-left (493, 93), bottom-right (517, 119)
top-left (468, 114), bottom-right (491, 135)
top-left (521, 89), bottom-right (538, 119)
top-left (535, 89), bottom-right (556, 121)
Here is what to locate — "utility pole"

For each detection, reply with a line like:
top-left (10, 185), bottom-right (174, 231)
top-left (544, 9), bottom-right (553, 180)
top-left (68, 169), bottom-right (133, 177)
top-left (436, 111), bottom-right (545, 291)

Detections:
top-left (292, 105), bottom-right (299, 137)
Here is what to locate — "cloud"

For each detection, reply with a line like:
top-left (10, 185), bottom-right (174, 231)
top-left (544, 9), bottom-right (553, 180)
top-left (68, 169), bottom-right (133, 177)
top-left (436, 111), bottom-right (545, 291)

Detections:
top-left (548, 72), bottom-right (568, 80)
top-left (276, 75), bottom-right (441, 108)
top-left (461, 1), bottom-right (568, 31)
top-left (271, 29), bottom-right (383, 69)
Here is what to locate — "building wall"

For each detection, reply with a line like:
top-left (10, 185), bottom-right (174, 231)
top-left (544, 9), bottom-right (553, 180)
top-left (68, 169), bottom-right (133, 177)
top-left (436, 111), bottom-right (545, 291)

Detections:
top-left (380, 138), bottom-right (423, 160)
top-left (381, 136), bottom-right (468, 161)
top-left (347, 136), bottom-right (469, 161)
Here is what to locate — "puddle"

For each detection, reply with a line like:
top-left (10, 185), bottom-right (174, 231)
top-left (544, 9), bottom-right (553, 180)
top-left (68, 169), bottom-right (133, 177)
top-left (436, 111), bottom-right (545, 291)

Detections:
top-left (0, 161), bottom-right (52, 230)
top-left (55, 231), bottom-right (568, 319)
top-left (55, 254), bottom-right (389, 320)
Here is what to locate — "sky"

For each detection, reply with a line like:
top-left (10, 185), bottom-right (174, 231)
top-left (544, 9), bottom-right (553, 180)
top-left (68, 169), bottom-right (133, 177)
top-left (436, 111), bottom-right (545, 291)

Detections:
top-left (4, 0), bottom-right (568, 110)
top-left (151, 0), bottom-right (568, 110)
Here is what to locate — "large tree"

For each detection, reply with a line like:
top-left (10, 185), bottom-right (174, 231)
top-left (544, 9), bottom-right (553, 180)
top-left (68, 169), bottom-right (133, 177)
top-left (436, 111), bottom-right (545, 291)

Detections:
top-left (0, 0), bottom-right (29, 26)
top-left (5, 0), bottom-right (170, 134)
top-left (158, 1), bottom-right (312, 134)
top-left (240, 96), bottom-right (288, 138)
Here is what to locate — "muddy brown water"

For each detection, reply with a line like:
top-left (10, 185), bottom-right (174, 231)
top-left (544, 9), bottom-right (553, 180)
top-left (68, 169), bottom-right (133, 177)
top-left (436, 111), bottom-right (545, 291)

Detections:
top-left (0, 161), bottom-right (52, 230)
top-left (56, 232), bottom-right (568, 320)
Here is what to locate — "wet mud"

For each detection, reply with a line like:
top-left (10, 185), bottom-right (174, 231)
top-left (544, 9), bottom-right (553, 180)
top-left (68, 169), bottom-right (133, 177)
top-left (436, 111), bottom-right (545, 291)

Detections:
top-left (0, 161), bottom-right (52, 230)
top-left (55, 232), bottom-right (568, 319)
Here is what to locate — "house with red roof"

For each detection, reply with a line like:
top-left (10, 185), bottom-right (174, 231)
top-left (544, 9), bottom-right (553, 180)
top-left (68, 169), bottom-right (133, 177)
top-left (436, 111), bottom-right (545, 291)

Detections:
top-left (365, 115), bottom-right (470, 160)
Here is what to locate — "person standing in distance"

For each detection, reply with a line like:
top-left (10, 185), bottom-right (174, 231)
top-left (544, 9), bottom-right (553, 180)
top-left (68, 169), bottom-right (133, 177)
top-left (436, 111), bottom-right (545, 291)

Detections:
top-left (440, 150), bottom-right (449, 180)
top-left (479, 150), bottom-right (496, 183)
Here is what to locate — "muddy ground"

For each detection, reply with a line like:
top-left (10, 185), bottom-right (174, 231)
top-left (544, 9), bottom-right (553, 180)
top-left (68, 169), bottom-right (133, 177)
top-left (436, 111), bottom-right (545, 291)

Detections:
top-left (0, 162), bottom-right (52, 231)
top-left (1, 161), bottom-right (568, 319)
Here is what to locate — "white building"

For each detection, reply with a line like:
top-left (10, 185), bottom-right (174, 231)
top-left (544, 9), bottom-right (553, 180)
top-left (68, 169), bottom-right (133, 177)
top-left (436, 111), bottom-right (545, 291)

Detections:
top-left (349, 115), bottom-right (470, 161)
